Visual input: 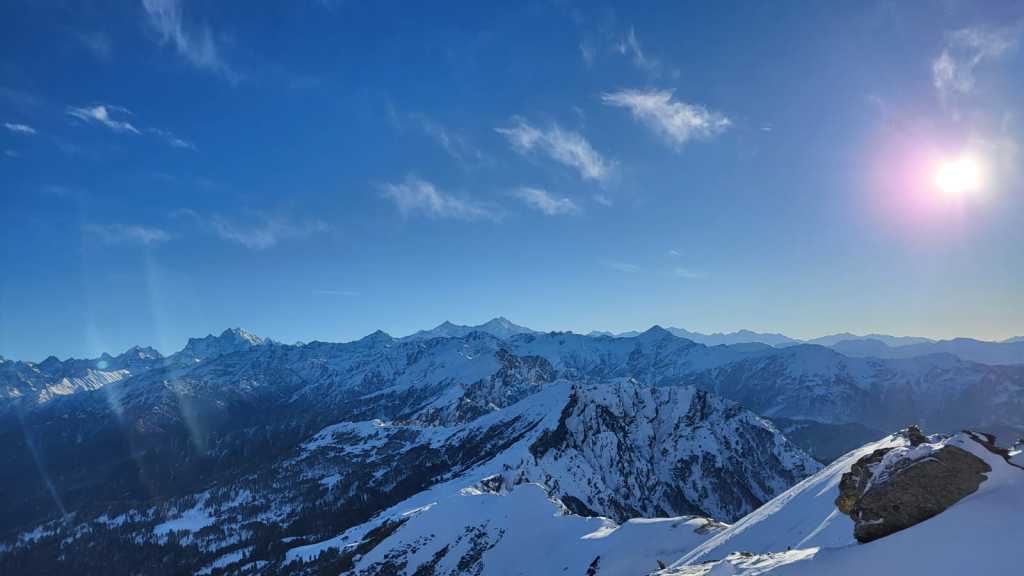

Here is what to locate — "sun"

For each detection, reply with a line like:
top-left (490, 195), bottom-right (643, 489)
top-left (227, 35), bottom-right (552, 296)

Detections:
top-left (934, 156), bottom-right (982, 196)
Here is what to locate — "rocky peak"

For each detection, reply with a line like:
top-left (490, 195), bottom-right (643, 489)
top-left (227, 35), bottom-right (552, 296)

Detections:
top-left (359, 329), bottom-right (393, 345)
top-left (638, 325), bottom-right (673, 340)
top-left (175, 327), bottom-right (267, 363)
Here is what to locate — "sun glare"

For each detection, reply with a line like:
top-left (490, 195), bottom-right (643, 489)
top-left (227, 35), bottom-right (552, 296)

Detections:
top-left (934, 156), bottom-right (982, 196)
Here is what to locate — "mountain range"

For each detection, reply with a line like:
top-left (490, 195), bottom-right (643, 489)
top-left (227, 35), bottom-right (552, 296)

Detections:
top-left (407, 318), bottom-right (1024, 363)
top-left (1, 320), bottom-right (1022, 574)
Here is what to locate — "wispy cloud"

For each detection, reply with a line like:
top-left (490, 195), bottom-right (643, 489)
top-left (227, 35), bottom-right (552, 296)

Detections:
top-left (210, 215), bottom-right (329, 250)
top-left (312, 289), bottom-right (360, 297)
top-left (606, 261), bottom-right (640, 273)
top-left (667, 249), bottom-right (681, 257)
top-left (67, 104), bottom-right (140, 133)
top-left (415, 115), bottom-right (485, 165)
top-left (67, 105), bottom-right (193, 148)
top-left (615, 27), bottom-right (665, 77)
top-left (496, 118), bottom-right (611, 181)
top-left (380, 176), bottom-right (495, 221)
top-left (76, 30), bottom-right (113, 60)
top-left (579, 40), bottom-right (596, 67)
top-left (172, 208), bottom-right (329, 249)
top-left (933, 26), bottom-right (1019, 104)
top-left (592, 193), bottom-right (613, 207)
top-left (603, 89), bottom-right (730, 148)
top-left (4, 122), bottom-right (35, 135)
top-left (513, 187), bottom-right (579, 216)
top-left (673, 266), bottom-right (705, 279)
top-left (141, 0), bottom-right (237, 82)
top-left (84, 224), bottom-right (171, 245)
top-left (148, 128), bottom-right (195, 149)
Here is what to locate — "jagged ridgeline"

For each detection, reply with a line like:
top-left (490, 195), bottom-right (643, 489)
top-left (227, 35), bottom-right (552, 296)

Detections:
top-left (1, 322), bottom-right (1022, 574)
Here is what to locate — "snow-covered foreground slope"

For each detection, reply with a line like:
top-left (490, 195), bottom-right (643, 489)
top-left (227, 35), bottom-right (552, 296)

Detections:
top-left (674, 433), bottom-right (910, 564)
top-left (288, 481), bottom-right (723, 576)
top-left (662, 433), bottom-right (1024, 576)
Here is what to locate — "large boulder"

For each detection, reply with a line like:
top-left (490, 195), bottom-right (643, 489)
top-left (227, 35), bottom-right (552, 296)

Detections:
top-left (835, 426), bottom-right (991, 543)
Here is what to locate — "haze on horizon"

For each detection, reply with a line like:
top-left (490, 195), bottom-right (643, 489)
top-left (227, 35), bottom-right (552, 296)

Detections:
top-left (2, 1), bottom-right (1023, 361)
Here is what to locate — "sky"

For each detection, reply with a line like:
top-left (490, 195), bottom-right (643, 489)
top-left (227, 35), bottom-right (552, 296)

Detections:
top-left (1, 1), bottom-right (1023, 361)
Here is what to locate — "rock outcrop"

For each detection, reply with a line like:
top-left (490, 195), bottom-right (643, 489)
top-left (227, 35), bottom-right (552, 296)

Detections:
top-left (835, 427), bottom-right (991, 542)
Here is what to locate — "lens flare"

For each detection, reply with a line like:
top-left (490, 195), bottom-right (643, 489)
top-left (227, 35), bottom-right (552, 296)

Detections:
top-left (934, 157), bottom-right (982, 196)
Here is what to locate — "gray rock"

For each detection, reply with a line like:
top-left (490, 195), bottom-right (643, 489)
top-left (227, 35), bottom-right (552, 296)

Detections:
top-left (836, 429), bottom-right (991, 543)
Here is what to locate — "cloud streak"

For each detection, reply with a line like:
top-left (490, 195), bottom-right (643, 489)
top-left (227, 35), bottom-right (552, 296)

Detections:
top-left (602, 89), bottom-right (730, 148)
top-left (84, 224), bottom-right (171, 245)
top-left (312, 289), bottom-right (360, 296)
top-left (933, 26), bottom-right (1018, 104)
top-left (606, 261), bottom-right (640, 273)
top-left (67, 104), bottom-right (140, 133)
top-left (496, 118), bottom-right (611, 181)
top-left (673, 266), bottom-right (706, 279)
top-left (172, 208), bottom-right (329, 249)
top-left (4, 122), bottom-right (35, 135)
top-left (414, 115), bottom-right (484, 164)
top-left (381, 177), bottom-right (494, 221)
top-left (148, 128), bottom-right (195, 149)
top-left (141, 0), bottom-right (237, 81)
top-left (513, 187), bottom-right (579, 216)
top-left (616, 27), bottom-right (663, 76)
top-left (76, 30), bottom-right (113, 60)
top-left (210, 215), bottom-right (329, 250)
top-left (67, 104), bottom-right (194, 149)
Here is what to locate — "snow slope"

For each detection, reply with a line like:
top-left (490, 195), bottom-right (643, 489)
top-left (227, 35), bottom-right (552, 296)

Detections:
top-left (663, 433), bottom-right (1024, 576)
top-left (288, 481), bottom-right (723, 576)
top-left (674, 433), bottom-right (910, 565)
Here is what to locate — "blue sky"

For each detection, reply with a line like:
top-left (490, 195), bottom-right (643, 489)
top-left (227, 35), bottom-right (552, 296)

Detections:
top-left (2, 1), bottom-right (1023, 360)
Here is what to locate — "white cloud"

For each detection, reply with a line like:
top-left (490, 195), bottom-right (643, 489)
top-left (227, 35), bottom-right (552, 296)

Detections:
top-left (514, 187), bottom-right (579, 216)
top-left (667, 249), bottom-right (681, 257)
top-left (592, 193), bottom-right (613, 207)
top-left (141, 0), bottom-right (237, 81)
top-left (673, 266), bottom-right (705, 279)
top-left (67, 105), bottom-right (194, 148)
top-left (4, 122), bottom-right (35, 135)
top-left (602, 89), bottom-right (730, 147)
top-left (380, 177), bottom-right (494, 221)
top-left (84, 224), bottom-right (171, 245)
top-left (933, 26), bottom-right (1019, 103)
top-left (496, 118), bottom-right (611, 181)
top-left (579, 40), bottom-right (595, 67)
top-left (620, 27), bottom-right (659, 76)
top-left (312, 289), bottom-right (360, 296)
top-left (210, 215), bottom-right (329, 250)
top-left (148, 128), bottom-right (195, 149)
top-left (415, 115), bottom-right (484, 164)
top-left (67, 104), bottom-right (140, 133)
top-left (171, 209), bottom-right (328, 248)
top-left (606, 261), bottom-right (640, 273)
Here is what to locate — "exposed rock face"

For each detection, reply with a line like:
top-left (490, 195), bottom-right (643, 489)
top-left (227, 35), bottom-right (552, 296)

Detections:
top-left (836, 427), bottom-right (991, 543)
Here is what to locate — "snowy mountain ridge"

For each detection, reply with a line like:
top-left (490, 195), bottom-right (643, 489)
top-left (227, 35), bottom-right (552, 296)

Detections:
top-left (1, 379), bottom-right (819, 575)
top-left (2, 322), bottom-right (1023, 574)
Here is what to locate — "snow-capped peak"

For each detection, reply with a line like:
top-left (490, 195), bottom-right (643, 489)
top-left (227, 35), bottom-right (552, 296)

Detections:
top-left (173, 327), bottom-right (268, 363)
top-left (403, 316), bottom-right (536, 341)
